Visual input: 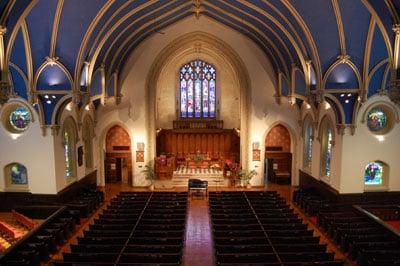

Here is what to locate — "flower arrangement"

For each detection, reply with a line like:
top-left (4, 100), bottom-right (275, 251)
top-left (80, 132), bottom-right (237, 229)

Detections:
top-left (239, 169), bottom-right (258, 185)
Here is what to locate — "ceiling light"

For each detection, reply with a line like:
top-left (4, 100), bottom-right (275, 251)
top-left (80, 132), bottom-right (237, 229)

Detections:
top-left (347, 93), bottom-right (351, 97)
top-left (340, 94), bottom-right (345, 97)
top-left (52, 95), bottom-right (56, 99)
top-left (345, 99), bottom-right (349, 103)
top-left (44, 95), bottom-right (49, 99)
top-left (46, 100), bottom-right (52, 104)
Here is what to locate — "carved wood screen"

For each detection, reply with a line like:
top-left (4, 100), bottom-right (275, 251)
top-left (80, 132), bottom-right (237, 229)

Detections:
top-left (157, 129), bottom-right (240, 161)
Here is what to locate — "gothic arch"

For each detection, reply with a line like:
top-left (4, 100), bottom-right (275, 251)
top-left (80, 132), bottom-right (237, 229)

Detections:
top-left (145, 31), bottom-right (252, 168)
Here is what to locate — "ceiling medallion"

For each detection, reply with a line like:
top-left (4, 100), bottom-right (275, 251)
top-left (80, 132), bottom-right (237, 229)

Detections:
top-left (388, 79), bottom-right (400, 106)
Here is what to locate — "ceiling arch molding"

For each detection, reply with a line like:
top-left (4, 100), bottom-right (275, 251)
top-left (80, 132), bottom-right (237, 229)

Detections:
top-left (324, 94), bottom-right (346, 126)
top-left (73, 1), bottom-right (116, 91)
top-left (5, 0), bottom-right (38, 65)
top-left (83, 0), bottom-right (163, 88)
top-left (323, 56), bottom-right (363, 90)
top-left (280, 0), bottom-right (322, 88)
top-left (203, 1), bottom-right (295, 64)
top-left (104, 2), bottom-right (194, 73)
top-left (361, 0), bottom-right (393, 64)
top-left (34, 58), bottom-right (73, 91)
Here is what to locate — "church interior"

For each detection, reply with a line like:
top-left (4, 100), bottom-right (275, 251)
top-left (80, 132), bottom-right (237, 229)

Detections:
top-left (0, 0), bottom-right (399, 265)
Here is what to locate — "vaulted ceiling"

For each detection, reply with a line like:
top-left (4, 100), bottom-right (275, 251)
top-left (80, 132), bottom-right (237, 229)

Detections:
top-left (1, 0), bottom-right (399, 126)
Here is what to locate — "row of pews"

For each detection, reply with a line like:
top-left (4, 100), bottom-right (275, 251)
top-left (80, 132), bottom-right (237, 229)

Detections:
top-left (209, 191), bottom-right (343, 265)
top-left (294, 188), bottom-right (400, 265)
top-left (51, 192), bottom-right (188, 265)
top-left (0, 188), bottom-right (103, 265)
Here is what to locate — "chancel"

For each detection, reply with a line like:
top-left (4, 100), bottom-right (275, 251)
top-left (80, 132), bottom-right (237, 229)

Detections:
top-left (0, 0), bottom-right (399, 265)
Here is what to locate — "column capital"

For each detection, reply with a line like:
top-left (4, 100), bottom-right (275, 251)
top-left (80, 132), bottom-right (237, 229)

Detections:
top-left (393, 24), bottom-right (400, 35)
top-left (0, 26), bottom-right (6, 36)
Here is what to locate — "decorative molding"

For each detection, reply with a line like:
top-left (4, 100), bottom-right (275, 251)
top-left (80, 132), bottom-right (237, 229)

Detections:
top-left (280, 0), bottom-right (322, 88)
top-left (393, 24), bottom-right (400, 71)
top-left (74, 1), bottom-right (115, 91)
top-left (206, 1), bottom-right (294, 71)
top-left (51, 125), bottom-right (60, 136)
top-left (192, 0), bottom-right (203, 19)
top-left (49, 0), bottom-right (64, 58)
top-left (331, 0), bottom-right (347, 56)
top-left (0, 0), bottom-right (16, 26)
top-left (336, 124), bottom-right (346, 136)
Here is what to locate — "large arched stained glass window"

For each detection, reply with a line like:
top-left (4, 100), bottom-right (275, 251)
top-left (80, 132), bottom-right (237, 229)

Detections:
top-left (303, 116), bottom-right (313, 170)
top-left (320, 118), bottom-right (334, 178)
top-left (180, 60), bottom-right (216, 118)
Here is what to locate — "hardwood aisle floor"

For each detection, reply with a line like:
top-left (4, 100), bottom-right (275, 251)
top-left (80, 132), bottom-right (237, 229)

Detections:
top-left (183, 197), bottom-right (214, 266)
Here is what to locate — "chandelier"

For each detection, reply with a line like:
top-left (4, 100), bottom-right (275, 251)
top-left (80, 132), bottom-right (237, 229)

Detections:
top-left (388, 79), bottom-right (400, 105)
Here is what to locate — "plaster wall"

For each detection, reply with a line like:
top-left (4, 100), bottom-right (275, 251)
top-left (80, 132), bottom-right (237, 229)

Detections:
top-left (340, 95), bottom-right (400, 193)
top-left (0, 101), bottom-right (57, 194)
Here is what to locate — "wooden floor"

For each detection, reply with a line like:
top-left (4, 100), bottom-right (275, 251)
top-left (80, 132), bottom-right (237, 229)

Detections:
top-left (49, 183), bottom-right (353, 266)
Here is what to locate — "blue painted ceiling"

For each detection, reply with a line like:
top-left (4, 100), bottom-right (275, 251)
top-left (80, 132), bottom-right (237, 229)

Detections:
top-left (1, 0), bottom-right (399, 126)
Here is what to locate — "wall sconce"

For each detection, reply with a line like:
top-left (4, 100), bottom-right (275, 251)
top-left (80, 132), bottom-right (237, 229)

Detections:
top-left (252, 141), bottom-right (261, 161)
top-left (136, 142), bottom-right (145, 162)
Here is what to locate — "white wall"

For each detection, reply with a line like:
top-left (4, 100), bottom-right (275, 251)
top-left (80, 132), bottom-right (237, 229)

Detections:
top-left (340, 95), bottom-right (400, 193)
top-left (0, 100), bottom-right (57, 194)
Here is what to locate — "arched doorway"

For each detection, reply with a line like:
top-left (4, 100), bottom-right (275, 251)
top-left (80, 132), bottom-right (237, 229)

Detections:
top-left (104, 125), bottom-right (132, 184)
top-left (264, 124), bottom-right (292, 184)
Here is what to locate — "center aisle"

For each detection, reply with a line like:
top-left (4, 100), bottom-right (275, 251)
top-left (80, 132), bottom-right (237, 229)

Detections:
top-left (183, 198), bottom-right (214, 266)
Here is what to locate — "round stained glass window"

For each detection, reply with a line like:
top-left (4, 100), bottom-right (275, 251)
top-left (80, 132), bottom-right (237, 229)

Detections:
top-left (367, 107), bottom-right (387, 132)
top-left (8, 107), bottom-right (31, 131)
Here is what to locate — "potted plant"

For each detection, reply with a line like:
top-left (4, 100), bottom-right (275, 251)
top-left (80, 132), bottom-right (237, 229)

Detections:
top-left (239, 169), bottom-right (258, 188)
top-left (141, 164), bottom-right (156, 191)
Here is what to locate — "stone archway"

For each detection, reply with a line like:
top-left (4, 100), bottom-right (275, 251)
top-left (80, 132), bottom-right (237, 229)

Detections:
top-left (145, 31), bottom-right (252, 169)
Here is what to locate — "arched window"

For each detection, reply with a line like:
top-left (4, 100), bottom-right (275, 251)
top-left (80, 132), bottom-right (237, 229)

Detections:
top-left (82, 116), bottom-right (94, 170)
top-left (303, 116), bottom-right (313, 170)
top-left (62, 117), bottom-right (77, 179)
top-left (4, 163), bottom-right (29, 191)
top-left (320, 117), bottom-right (334, 178)
top-left (179, 60), bottom-right (216, 118)
top-left (364, 161), bottom-right (384, 186)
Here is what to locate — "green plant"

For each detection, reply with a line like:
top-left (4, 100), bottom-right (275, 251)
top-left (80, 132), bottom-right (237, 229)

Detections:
top-left (239, 169), bottom-right (258, 185)
top-left (141, 164), bottom-right (156, 185)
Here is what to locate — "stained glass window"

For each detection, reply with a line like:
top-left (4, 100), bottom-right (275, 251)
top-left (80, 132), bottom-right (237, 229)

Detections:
top-left (367, 107), bottom-right (387, 132)
top-left (364, 162), bottom-right (383, 185)
top-left (9, 107), bottom-right (30, 131)
top-left (180, 60), bottom-right (216, 118)
top-left (63, 118), bottom-right (77, 179)
top-left (303, 117), bottom-right (313, 169)
top-left (10, 163), bottom-right (28, 185)
top-left (320, 118), bottom-right (333, 177)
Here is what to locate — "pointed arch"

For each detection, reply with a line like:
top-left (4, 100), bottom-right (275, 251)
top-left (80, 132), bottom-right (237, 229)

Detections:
top-left (35, 60), bottom-right (73, 90)
top-left (324, 59), bottom-right (362, 90)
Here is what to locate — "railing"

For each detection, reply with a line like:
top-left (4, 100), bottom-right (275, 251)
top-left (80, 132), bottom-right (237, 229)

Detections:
top-left (173, 119), bottom-right (223, 129)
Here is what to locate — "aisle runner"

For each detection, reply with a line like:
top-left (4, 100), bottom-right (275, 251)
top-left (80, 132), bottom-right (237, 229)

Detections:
top-left (173, 166), bottom-right (223, 178)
